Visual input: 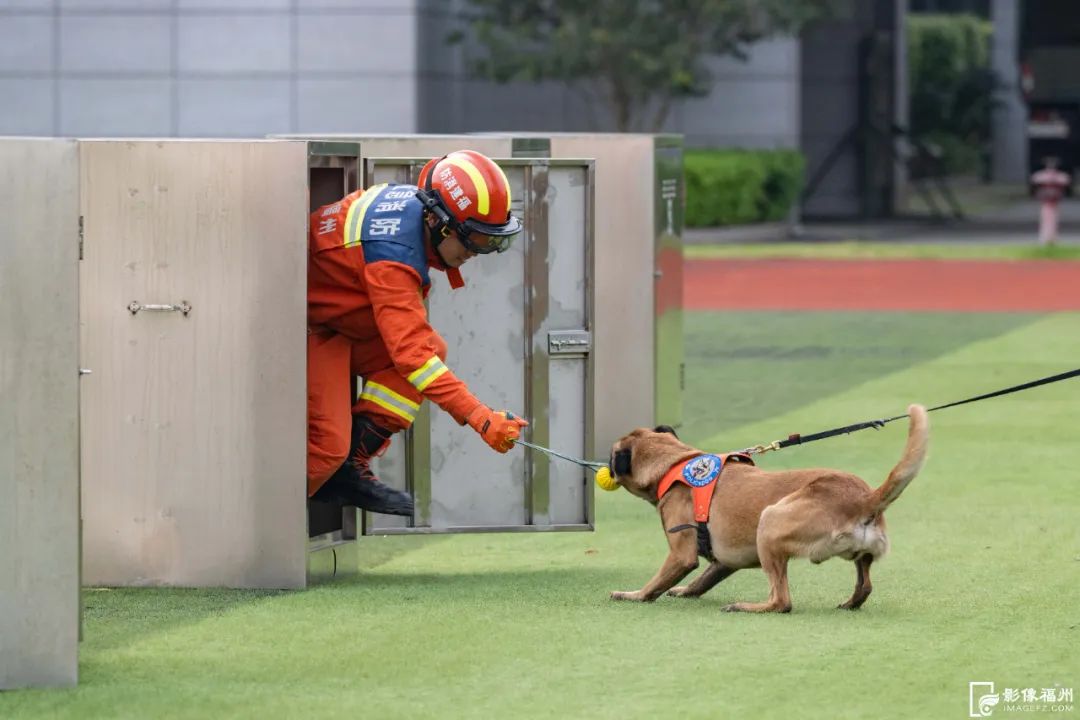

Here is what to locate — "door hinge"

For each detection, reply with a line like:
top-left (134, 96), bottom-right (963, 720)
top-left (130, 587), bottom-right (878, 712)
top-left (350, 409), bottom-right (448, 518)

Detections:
top-left (78, 215), bottom-right (84, 260)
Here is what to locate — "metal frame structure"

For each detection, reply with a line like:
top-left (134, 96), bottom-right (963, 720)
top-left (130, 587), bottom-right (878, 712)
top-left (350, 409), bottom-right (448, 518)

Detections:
top-left (1, 138), bottom-right (81, 689)
top-left (359, 157), bottom-right (596, 535)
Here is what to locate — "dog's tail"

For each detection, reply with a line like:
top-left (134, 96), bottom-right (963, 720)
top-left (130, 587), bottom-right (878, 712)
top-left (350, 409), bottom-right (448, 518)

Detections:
top-left (867, 404), bottom-right (929, 516)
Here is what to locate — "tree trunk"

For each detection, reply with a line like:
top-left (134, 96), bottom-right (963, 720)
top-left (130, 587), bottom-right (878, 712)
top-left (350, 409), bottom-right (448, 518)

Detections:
top-left (614, 97), bottom-right (632, 132)
top-left (607, 78), bottom-right (633, 132)
top-left (650, 96), bottom-right (674, 133)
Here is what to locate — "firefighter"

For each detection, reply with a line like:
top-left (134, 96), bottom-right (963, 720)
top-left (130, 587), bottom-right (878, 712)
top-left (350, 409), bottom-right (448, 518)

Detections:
top-left (306, 150), bottom-right (529, 515)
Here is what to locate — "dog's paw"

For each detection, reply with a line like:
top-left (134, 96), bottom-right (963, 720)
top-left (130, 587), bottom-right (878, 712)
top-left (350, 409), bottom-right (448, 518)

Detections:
top-left (666, 586), bottom-right (696, 598)
top-left (721, 602), bottom-right (744, 612)
top-left (609, 590), bottom-right (646, 602)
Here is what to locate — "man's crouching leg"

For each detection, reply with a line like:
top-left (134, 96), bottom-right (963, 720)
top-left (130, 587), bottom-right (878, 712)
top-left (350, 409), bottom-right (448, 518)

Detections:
top-left (311, 414), bottom-right (414, 517)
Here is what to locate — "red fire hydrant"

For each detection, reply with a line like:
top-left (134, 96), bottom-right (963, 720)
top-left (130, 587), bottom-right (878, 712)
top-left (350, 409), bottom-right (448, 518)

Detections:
top-left (1030, 159), bottom-right (1071, 245)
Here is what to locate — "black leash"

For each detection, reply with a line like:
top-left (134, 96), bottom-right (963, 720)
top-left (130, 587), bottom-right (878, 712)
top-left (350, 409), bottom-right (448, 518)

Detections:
top-left (740, 367), bottom-right (1080, 456)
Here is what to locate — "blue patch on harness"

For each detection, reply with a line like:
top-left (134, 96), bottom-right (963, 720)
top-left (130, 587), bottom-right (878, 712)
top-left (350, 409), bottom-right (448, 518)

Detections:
top-left (682, 454), bottom-right (723, 487)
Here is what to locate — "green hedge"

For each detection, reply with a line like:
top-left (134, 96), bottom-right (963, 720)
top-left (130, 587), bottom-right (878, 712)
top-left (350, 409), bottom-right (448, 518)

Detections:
top-left (907, 13), bottom-right (994, 176)
top-left (684, 149), bottom-right (805, 227)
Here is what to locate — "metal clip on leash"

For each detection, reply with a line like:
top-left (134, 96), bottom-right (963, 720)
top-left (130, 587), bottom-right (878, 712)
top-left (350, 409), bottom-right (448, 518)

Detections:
top-left (741, 440), bottom-right (782, 457)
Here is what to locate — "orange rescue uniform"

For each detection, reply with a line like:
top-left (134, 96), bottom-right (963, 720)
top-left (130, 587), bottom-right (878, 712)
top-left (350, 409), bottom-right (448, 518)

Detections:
top-left (306, 183), bottom-right (481, 496)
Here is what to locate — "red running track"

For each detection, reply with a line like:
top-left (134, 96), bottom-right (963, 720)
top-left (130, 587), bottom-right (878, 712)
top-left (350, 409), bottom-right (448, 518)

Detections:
top-left (684, 258), bottom-right (1080, 312)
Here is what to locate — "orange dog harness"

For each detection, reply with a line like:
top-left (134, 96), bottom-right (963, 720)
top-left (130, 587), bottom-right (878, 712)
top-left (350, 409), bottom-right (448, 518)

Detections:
top-left (657, 453), bottom-right (753, 522)
top-left (658, 453), bottom-right (754, 560)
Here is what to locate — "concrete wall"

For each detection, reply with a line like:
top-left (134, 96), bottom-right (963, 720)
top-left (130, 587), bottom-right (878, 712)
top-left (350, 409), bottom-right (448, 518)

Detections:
top-left (418, 0), bottom-right (801, 149)
top-left (4, 1), bottom-right (904, 214)
top-left (674, 40), bottom-right (801, 149)
top-left (800, 0), bottom-right (904, 218)
top-left (0, 0), bottom-right (422, 137)
top-left (990, 0), bottom-right (1027, 183)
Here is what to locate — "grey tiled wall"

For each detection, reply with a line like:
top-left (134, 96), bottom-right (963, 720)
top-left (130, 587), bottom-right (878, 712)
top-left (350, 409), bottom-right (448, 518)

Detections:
top-left (0, 0), bottom-right (421, 137)
top-left (1, 0), bottom-right (803, 148)
top-left (668, 39), bottom-right (801, 149)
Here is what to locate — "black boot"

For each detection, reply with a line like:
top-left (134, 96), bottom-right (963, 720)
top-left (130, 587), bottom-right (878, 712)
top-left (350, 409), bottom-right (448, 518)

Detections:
top-left (312, 415), bottom-right (415, 517)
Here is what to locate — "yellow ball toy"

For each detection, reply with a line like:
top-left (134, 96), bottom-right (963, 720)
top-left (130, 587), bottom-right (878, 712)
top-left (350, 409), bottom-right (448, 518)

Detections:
top-left (595, 466), bottom-right (620, 492)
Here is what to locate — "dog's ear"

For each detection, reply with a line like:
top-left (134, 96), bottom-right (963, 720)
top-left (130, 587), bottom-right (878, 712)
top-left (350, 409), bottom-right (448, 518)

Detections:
top-left (653, 425), bottom-right (678, 439)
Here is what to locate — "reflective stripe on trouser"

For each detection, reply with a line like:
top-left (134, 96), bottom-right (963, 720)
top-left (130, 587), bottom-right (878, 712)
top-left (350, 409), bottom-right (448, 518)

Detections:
top-left (358, 379), bottom-right (419, 425)
top-left (407, 355), bottom-right (450, 391)
top-left (353, 369), bottom-right (422, 435)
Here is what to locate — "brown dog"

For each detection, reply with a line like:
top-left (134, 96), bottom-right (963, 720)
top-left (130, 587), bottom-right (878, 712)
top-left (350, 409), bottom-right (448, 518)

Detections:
top-left (608, 405), bottom-right (928, 612)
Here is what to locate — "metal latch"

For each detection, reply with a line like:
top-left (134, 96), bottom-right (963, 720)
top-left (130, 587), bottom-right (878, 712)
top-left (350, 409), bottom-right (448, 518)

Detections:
top-left (127, 301), bottom-right (192, 317)
top-left (548, 329), bottom-right (591, 356)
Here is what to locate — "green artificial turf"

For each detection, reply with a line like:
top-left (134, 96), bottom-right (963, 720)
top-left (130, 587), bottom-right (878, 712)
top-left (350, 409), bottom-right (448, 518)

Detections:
top-left (684, 241), bottom-right (1080, 261)
top-left (3, 313), bottom-right (1078, 720)
top-left (681, 311), bottom-right (1039, 443)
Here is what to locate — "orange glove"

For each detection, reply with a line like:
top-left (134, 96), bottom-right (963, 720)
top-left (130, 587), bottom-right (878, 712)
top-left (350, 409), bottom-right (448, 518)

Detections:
top-left (465, 405), bottom-right (529, 453)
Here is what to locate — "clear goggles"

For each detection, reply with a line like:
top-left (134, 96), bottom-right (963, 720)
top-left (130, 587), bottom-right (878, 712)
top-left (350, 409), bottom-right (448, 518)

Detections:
top-left (455, 215), bottom-right (523, 255)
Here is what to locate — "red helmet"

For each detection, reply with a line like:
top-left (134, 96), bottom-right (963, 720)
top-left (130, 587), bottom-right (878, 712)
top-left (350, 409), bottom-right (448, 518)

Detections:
top-left (416, 150), bottom-right (522, 253)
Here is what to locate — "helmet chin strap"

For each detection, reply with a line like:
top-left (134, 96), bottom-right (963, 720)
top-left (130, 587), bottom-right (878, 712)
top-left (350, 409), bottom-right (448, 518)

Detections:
top-left (429, 224), bottom-right (466, 289)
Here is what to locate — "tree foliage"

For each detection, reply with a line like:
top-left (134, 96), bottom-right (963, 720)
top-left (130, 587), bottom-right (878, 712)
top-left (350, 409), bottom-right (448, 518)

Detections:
top-left (448, 0), bottom-right (835, 131)
top-left (907, 13), bottom-right (996, 176)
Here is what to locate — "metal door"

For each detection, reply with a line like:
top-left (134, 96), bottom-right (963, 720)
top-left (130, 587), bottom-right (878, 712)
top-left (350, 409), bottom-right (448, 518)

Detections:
top-left (0, 139), bottom-right (81, 688)
top-left (79, 140), bottom-right (310, 589)
top-left (361, 158), bottom-right (595, 533)
top-left (539, 134), bottom-right (666, 452)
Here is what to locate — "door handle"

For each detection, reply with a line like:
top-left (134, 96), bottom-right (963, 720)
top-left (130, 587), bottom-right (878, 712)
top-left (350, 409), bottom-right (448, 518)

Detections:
top-left (127, 301), bottom-right (192, 317)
